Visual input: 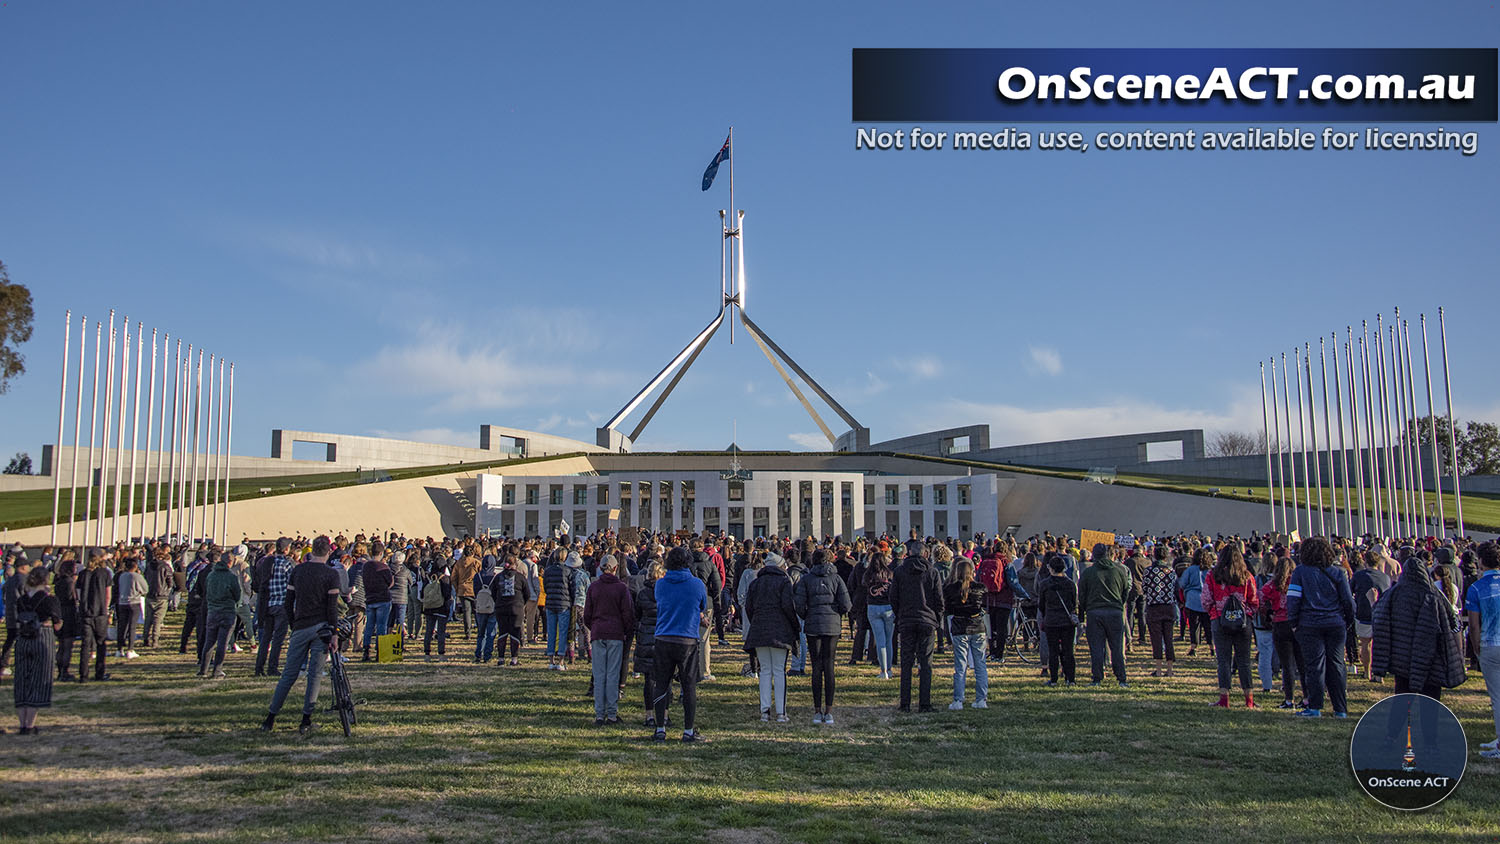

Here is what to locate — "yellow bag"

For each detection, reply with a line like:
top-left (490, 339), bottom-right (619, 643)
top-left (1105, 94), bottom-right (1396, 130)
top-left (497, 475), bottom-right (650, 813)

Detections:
top-left (377, 632), bottom-right (404, 663)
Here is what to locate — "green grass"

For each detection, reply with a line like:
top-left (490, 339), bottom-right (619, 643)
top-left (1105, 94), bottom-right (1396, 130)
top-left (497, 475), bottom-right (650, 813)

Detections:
top-left (2, 612), bottom-right (1498, 843)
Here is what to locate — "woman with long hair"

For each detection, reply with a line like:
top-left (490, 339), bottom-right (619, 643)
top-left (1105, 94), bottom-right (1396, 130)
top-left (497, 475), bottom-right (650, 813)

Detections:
top-left (1261, 555), bottom-right (1305, 709)
top-left (51, 553), bottom-right (79, 682)
top-left (1287, 537), bottom-right (1355, 718)
top-left (13, 566), bottom-right (62, 735)
top-left (943, 557), bottom-right (989, 708)
top-left (1141, 545), bottom-right (1179, 677)
top-left (1178, 547), bottom-right (1215, 657)
top-left (864, 553), bottom-right (895, 680)
top-left (1204, 544), bottom-right (1259, 708)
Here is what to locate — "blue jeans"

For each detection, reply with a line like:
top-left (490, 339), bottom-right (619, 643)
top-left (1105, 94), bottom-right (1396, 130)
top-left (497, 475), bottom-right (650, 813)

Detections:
top-left (268, 625), bottom-right (328, 717)
top-left (952, 631), bottom-right (989, 703)
top-left (792, 622), bottom-right (807, 672)
top-left (867, 604), bottom-right (894, 674)
top-left (545, 608), bottom-right (570, 658)
top-left (592, 639), bottom-right (624, 719)
top-left (1296, 623), bottom-right (1349, 713)
top-left (363, 602), bottom-right (391, 652)
top-left (474, 613), bottom-right (497, 661)
top-left (1254, 627), bottom-right (1276, 691)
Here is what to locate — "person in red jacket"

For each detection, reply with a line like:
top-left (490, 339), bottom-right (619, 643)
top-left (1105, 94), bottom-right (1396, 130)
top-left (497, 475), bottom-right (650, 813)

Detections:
top-left (584, 555), bottom-right (635, 725)
top-left (1204, 544), bottom-right (1260, 709)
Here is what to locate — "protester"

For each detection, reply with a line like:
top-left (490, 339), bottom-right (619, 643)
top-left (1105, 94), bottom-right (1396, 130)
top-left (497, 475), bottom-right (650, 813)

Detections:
top-left (1351, 549), bottom-right (1392, 683)
top-left (198, 550), bottom-right (242, 679)
top-left (12, 566), bottom-right (62, 735)
top-left (1079, 543), bottom-right (1131, 688)
top-left (1038, 555), bottom-right (1079, 686)
top-left (254, 539), bottom-right (294, 676)
top-left (634, 559), bottom-right (663, 726)
top-left (112, 557), bottom-right (147, 659)
top-left (794, 549), bottom-right (851, 725)
top-left (1464, 542), bottom-right (1500, 759)
top-left (361, 548), bottom-right (395, 662)
top-left (1203, 544), bottom-right (1259, 708)
top-left (889, 540), bottom-right (944, 713)
top-left (51, 556), bottom-right (79, 682)
top-left (944, 557), bottom-right (989, 709)
top-left (864, 553), bottom-right (895, 680)
top-left (261, 536), bottom-right (342, 735)
top-left (143, 549), bottom-right (173, 649)
top-left (1287, 537), bottom-right (1355, 718)
top-left (584, 555), bottom-right (634, 725)
top-left (744, 550), bottom-right (798, 722)
top-left (421, 567), bottom-right (454, 658)
top-left (491, 553), bottom-right (531, 666)
top-left (1140, 545), bottom-right (1178, 677)
top-left (76, 549), bottom-right (113, 683)
top-left (1371, 554), bottom-right (1464, 700)
top-left (1177, 548), bottom-right (1213, 657)
top-left (652, 546), bottom-right (709, 742)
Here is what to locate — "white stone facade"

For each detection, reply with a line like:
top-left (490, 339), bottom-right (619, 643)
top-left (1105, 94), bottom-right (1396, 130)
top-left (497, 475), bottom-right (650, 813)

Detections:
top-left (474, 470), bottom-right (999, 541)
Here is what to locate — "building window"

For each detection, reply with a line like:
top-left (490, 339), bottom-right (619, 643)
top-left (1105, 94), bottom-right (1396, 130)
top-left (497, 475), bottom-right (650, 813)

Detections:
top-left (729, 480), bottom-right (744, 501)
top-left (908, 485), bottom-right (922, 506)
top-left (596, 484), bottom-right (608, 505)
top-left (502, 485), bottom-right (515, 506)
top-left (549, 487), bottom-right (563, 506)
top-left (933, 486), bottom-right (946, 506)
top-left (884, 485), bottom-right (898, 506)
top-left (957, 484), bottom-right (971, 505)
top-left (573, 487), bottom-right (588, 506)
top-left (525, 486), bottom-right (538, 506)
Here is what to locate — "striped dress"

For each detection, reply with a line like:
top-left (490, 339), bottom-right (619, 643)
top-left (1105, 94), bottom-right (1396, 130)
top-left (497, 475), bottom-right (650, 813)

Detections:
top-left (13, 591), bottom-right (60, 709)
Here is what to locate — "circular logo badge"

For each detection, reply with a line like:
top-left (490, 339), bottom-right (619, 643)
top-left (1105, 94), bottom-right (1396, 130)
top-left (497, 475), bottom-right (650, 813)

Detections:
top-left (1350, 693), bottom-right (1467, 811)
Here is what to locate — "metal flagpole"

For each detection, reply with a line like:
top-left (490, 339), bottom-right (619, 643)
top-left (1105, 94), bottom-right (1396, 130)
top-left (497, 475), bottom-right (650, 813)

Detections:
top-left (1391, 322), bottom-right (1414, 538)
top-left (126, 322), bottom-right (144, 542)
top-left (189, 350), bottom-right (203, 543)
top-left (1439, 307), bottom-right (1463, 535)
top-left (1374, 318), bottom-right (1395, 538)
top-left (1294, 347), bottom-right (1313, 536)
top-left (99, 312), bottom-right (116, 546)
top-left (1420, 315), bottom-right (1445, 538)
top-left (210, 357), bottom-right (223, 543)
top-left (1346, 334), bottom-right (1367, 537)
top-left (85, 316), bottom-right (104, 547)
top-left (1402, 319), bottom-right (1427, 535)
top-left (1270, 357), bottom-right (1287, 534)
top-left (146, 330), bottom-right (159, 539)
top-left (1304, 344), bottom-right (1325, 536)
top-left (1331, 335), bottom-right (1351, 536)
top-left (111, 318), bottom-right (131, 544)
top-left (1260, 361), bottom-right (1275, 534)
top-left (1362, 329), bottom-right (1384, 540)
top-left (1280, 353), bottom-right (1295, 536)
top-left (178, 345), bottom-right (191, 540)
top-left (51, 311), bottom-right (71, 545)
top-left (1319, 338), bottom-right (1337, 536)
top-left (166, 341), bottom-right (181, 541)
top-left (222, 363), bottom-right (234, 543)
top-left (205, 356), bottom-right (216, 543)
top-left (68, 316), bottom-right (88, 547)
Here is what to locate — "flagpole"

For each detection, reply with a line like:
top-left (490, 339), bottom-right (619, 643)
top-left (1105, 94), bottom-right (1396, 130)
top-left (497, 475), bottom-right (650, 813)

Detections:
top-left (1346, 333), bottom-right (1367, 537)
top-left (1331, 334), bottom-right (1351, 536)
top-left (1319, 338), bottom-right (1336, 536)
top-left (1420, 314), bottom-right (1444, 538)
top-left (1260, 361), bottom-right (1275, 534)
top-left (1402, 318), bottom-right (1426, 535)
top-left (1270, 357), bottom-right (1287, 534)
top-left (68, 316), bottom-right (87, 547)
top-left (1439, 307), bottom-right (1463, 535)
top-left (51, 311), bottom-right (71, 545)
top-left (1280, 353), bottom-right (1295, 536)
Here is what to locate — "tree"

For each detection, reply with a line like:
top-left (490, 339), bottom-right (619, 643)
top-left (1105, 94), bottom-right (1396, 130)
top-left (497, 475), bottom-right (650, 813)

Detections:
top-left (0, 260), bottom-right (35, 394)
top-left (1406, 415), bottom-right (1500, 476)
top-left (3, 452), bottom-right (31, 475)
top-left (1207, 430), bottom-right (1264, 457)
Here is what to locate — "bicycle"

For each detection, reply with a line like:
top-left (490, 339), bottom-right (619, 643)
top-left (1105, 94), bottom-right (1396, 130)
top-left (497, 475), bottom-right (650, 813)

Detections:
top-left (1006, 612), bottom-right (1041, 665)
top-left (319, 614), bottom-right (361, 737)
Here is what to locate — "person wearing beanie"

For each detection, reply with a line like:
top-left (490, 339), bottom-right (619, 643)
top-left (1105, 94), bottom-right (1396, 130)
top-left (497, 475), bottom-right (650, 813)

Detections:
top-left (744, 550), bottom-right (798, 722)
top-left (470, 554), bottom-right (499, 664)
top-left (584, 555), bottom-right (635, 725)
top-left (651, 545), bottom-right (709, 742)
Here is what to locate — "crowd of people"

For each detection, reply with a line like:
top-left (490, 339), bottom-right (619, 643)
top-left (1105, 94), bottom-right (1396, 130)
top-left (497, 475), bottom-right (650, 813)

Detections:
top-left (1, 527), bottom-right (1496, 755)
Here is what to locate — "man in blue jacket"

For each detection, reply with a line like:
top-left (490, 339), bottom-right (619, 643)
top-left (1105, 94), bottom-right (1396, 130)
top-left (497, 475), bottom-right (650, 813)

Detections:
top-left (652, 546), bottom-right (709, 742)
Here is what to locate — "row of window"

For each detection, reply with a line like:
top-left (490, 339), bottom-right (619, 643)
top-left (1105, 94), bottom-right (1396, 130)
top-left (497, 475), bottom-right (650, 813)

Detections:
top-left (498, 481), bottom-right (973, 508)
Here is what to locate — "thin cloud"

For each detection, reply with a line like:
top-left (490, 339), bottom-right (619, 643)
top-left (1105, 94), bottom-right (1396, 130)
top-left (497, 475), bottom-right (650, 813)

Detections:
top-left (892, 356), bottom-right (943, 379)
top-left (1027, 346), bottom-right (1063, 377)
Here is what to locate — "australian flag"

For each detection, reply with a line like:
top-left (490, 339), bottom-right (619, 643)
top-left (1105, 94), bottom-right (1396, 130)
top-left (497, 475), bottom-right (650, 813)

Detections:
top-left (701, 134), bottom-right (730, 191)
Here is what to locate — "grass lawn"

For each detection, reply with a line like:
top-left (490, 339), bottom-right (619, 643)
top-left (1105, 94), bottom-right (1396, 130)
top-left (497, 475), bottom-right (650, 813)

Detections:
top-left (2, 613), bottom-right (1498, 843)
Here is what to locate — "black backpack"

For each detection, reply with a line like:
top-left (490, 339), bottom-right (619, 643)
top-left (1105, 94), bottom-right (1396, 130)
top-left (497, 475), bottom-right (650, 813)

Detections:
top-left (1219, 592), bottom-right (1248, 633)
top-left (14, 593), bottom-right (42, 639)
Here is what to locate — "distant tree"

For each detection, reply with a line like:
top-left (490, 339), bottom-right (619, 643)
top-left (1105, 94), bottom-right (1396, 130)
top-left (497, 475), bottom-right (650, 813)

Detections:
top-left (1406, 415), bottom-right (1500, 476)
top-left (3, 452), bottom-right (32, 475)
top-left (0, 260), bottom-right (35, 394)
top-left (1207, 430), bottom-right (1264, 457)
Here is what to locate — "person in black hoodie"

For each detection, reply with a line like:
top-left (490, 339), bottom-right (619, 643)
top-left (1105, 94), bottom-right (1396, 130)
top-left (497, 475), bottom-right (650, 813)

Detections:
top-left (491, 553), bottom-right (532, 666)
top-left (845, 550), bottom-right (871, 667)
top-left (1371, 555), bottom-right (1463, 700)
top-left (794, 549), bottom-right (852, 725)
top-left (744, 551), bottom-right (799, 722)
top-left (1038, 555), bottom-right (1079, 686)
top-left (634, 559), bottom-right (664, 727)
top-left (888, 543), bottom-right (945, 712)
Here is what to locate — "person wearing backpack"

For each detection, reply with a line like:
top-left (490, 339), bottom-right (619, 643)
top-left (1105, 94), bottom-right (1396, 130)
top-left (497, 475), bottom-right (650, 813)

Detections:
top-left (471, 558), bottom-right (499, 663)
top-left (1177, 548), bottom-right (1214, 657)
top-left (492, 553), bottom-right (532, 666)
top-left (1203, 544), bottom-right (1260, 708)
top-left (421, 568), bottom-right (453, 658)
top-left (794, 549), bottom-right (852, 725)
top-left (13, 566), bottom-right (63, 735)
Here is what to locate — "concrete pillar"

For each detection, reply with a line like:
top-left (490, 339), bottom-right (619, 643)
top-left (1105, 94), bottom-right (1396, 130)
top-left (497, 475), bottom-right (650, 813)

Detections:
top-left (670, 480), bottom-right (682, 533)
top-left (831, 483), bottom-right (843, 541)
top-left (810, 478), bottom-right (822, 540)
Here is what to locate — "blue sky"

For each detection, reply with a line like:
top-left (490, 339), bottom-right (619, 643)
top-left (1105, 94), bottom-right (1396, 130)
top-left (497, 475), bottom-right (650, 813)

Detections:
top-left (2, 2), bottom-right (1496, 463)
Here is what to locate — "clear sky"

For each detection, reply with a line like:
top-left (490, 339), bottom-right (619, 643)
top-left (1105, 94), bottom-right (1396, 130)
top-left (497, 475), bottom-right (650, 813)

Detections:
top-left (2, 2), bottom-right (1496, 464)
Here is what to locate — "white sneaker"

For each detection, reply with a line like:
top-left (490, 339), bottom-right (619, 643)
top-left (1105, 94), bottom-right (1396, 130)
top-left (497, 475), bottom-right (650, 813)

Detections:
top-left (948, 701), bottom-right (964, 711)
top-left (1481, 748), bottom-right (1500, 760)
top-left (813, 713), bottom-right (824, 725)
top-left (822, 713), bottom-right (834, 726)
top-left (972, 699), bottom-right (989, 709)
top-left (775, 713), bottom-right (790, 723)
top-left (1482, 738), bottom-right (1500, 751)
top-left (126, 651), bottom-right (139, 659)
top-left (761, 709), bottom-right (771, 722)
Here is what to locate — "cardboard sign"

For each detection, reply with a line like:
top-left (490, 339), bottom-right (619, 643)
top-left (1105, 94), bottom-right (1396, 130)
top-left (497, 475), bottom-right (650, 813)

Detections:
top-left (1080, 529), bottom-right (1116, 551)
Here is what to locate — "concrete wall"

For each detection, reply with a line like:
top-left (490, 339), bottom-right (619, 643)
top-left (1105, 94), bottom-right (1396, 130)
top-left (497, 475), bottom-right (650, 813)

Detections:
top-left (972, 429), bottom-right (1206, 470)
top-left (866, 425), bottom-right (991, 458)
top-left (995, 473), bottom-right (1277, 537)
